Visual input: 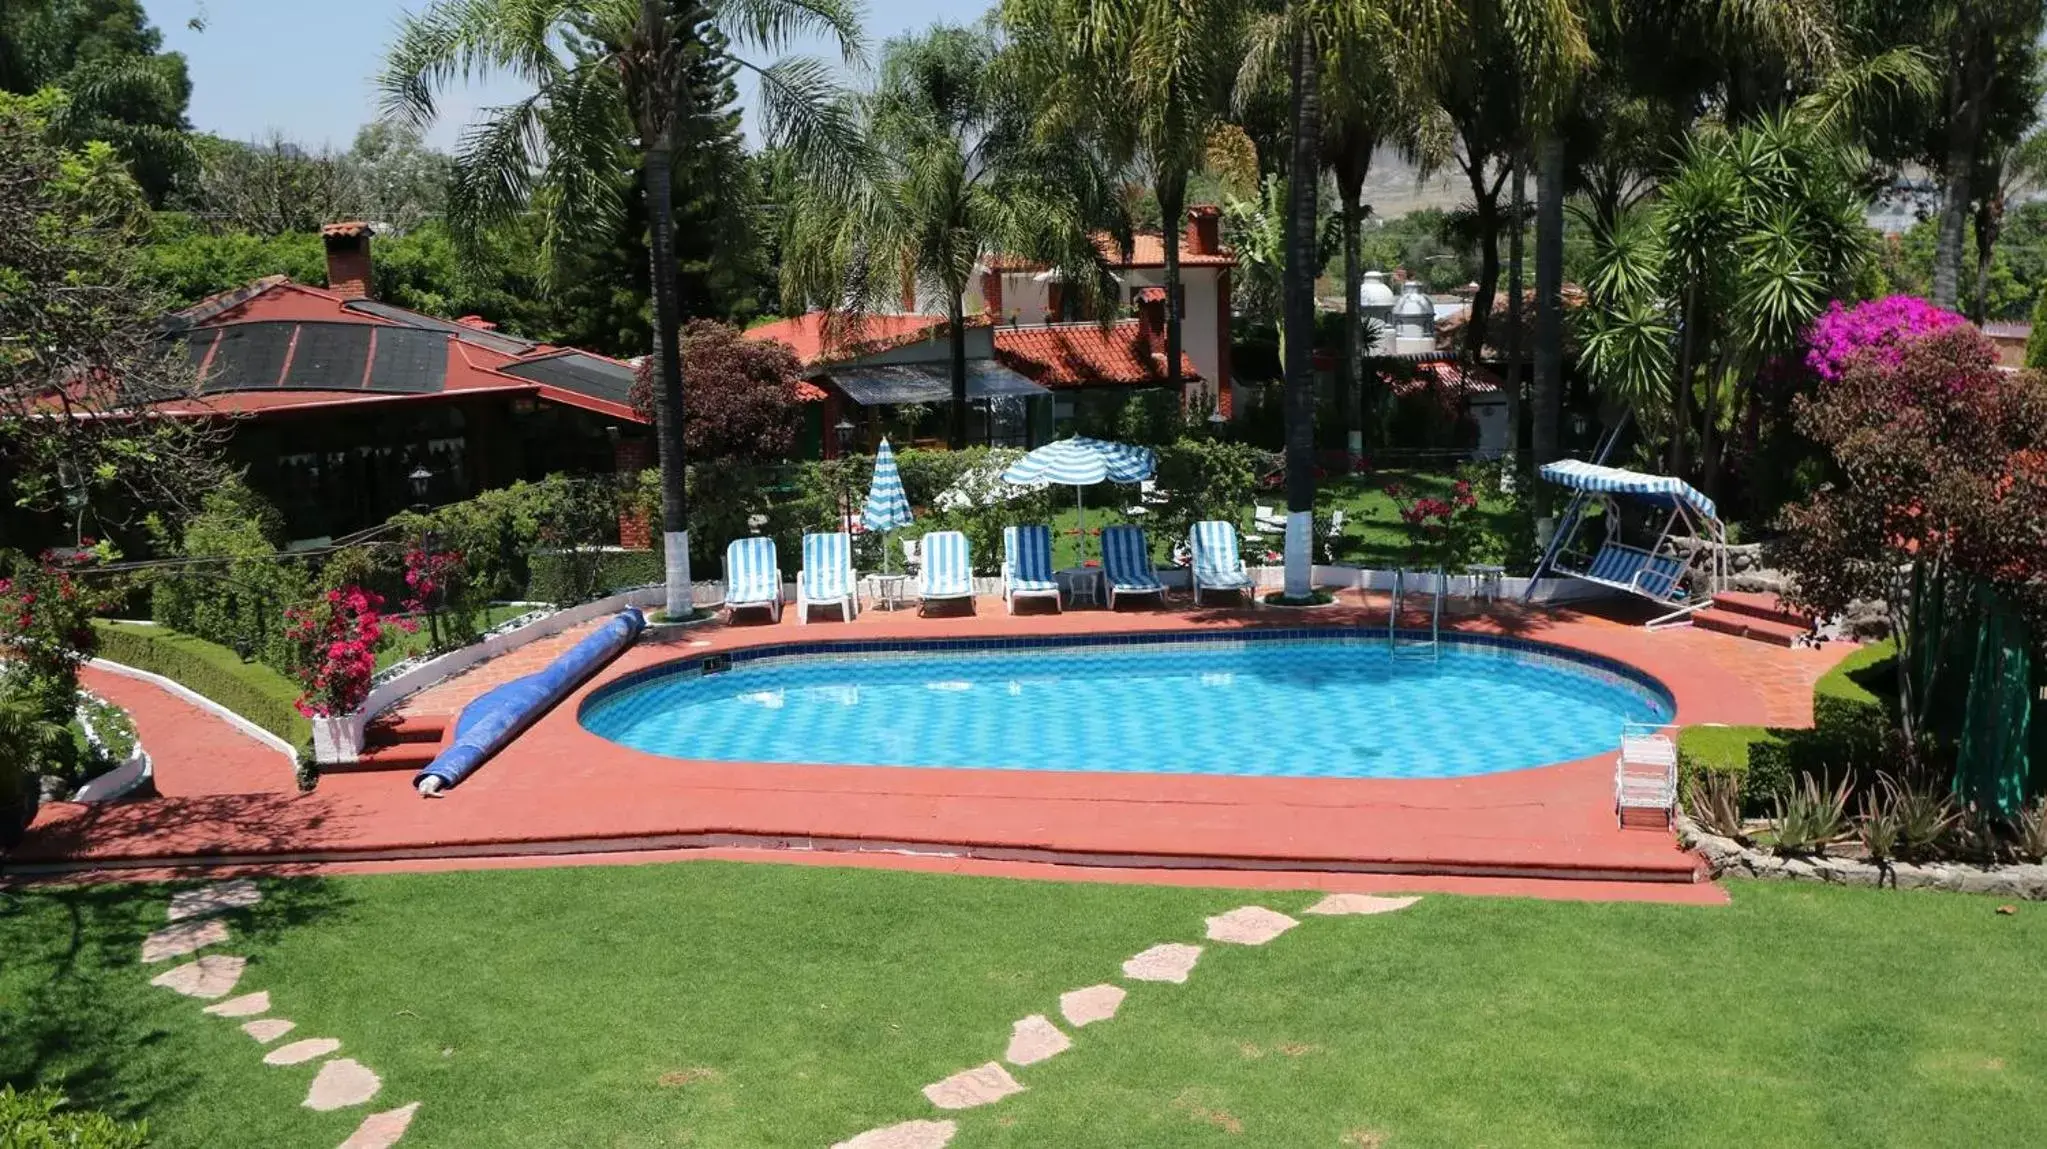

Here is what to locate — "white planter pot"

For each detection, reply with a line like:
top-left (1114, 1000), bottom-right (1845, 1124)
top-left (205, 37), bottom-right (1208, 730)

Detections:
top-left (311, 713), bottom-right (365, 764)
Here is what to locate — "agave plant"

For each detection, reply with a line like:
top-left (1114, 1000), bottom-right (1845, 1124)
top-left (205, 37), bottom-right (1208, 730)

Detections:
top-left (1769, 772), bottom-right (1851, 857)
top-left (1854, 786), bottom-right (1900, 867)
top-left (1685, 772), bottom-right (1745, 840)
top-left (2016, 798), bottom-right (2047, 865)
top-left (1880, 771), bottom-right (1961, 863)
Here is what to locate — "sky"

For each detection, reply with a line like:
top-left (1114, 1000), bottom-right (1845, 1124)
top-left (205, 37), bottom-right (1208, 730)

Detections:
top-left (142, 0), bottom-right (958, 152)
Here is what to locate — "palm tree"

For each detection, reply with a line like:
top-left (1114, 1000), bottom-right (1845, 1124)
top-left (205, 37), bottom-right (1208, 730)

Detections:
top-left (1925, 1), bottom-right (2043, 310)
top-left (782, 22), bottom-right (1123, 449)
top-left (380, 0), bottom-right (862, 620)
top-left (1001, 0), bottom-right (1245, 412)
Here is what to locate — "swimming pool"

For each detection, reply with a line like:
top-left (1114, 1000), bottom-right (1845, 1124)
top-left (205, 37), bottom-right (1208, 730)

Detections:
top-left (579, 632), bottom-right (1673, 780)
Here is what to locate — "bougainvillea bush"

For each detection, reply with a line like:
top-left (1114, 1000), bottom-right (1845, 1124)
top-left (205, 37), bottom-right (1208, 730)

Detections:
top-left (283, 587), bottom-right (412, 717)
top-left (0, 544), bottom-right (121, 781)
top-left (1384, 478), bottom-right (1485, 572)
top-left (1802, 295), bottom-right (1971, 385)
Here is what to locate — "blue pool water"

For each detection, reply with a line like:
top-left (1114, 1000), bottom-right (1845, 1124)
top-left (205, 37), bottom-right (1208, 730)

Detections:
top-left (581, 635), bottom-right (1672, 780)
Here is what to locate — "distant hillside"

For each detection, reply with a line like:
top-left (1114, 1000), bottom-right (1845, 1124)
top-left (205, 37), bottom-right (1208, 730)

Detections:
top-left (1357, 149), bottom-right (1471, 218)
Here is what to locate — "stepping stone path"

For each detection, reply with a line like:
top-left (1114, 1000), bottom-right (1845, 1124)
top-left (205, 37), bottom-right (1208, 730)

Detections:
top-left (263, 1037), bottom-right (340, 1066)
top-left (242, 1018), bottom-right (295, 1043)
top-left (1304, 893), bottom-right (1421, 916)
top-left (1122, 943), bottom-right (1202, 984)
top-left (1004, 1015), bottom-right (1071, 1067)
top-left (305, 1058), bottom-right (382, 1111)
top-left (202, 991), bottom-right (270, 1017)
top-left (141, 917), bottom-right (230, 963)
top-left (150, 954), bottom-right (246, 999)
top-left (167, 878), bottom-right (263, 922)
top-left (338, 1102), bottom-right (421, 1149)
top-left (922, 1062), bottom-right (1024, 1110)
top-left (1205, 905), bottom-right (1300, 946)
top-left (831, 1119), bottom-right (957, 1149)
top-left (1059, 984), bottom-right (1125, 1028)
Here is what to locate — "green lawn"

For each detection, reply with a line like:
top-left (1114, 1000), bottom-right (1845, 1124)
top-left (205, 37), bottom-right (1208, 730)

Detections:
top-left (374, 604), bottom-right (535, 670)
top-left (3, 865), bottom-right (2041, 1148)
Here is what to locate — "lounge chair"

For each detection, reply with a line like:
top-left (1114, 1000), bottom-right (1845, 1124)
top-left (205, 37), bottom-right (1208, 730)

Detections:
top-left (796, 531), bottom-right (858, 624)
top-left (722, 536), bottom-right (782, 622)
top-left (1614, 723), bottom-right (1679, 828)
top-left (1101, 525), bottom-right (1166, 609)
top-left (1189, 520), bottom-right (1256, 606)
top-left (917, 530), bottom-right (974, 613)
top-left (1001, 525), bottom-right (1061, 614)
top-left (1253, 503), bottom-right (1288, 535)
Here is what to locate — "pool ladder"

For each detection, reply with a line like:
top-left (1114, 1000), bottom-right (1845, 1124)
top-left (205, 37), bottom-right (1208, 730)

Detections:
top-left (1388, 567), bottom-right (1443, 661)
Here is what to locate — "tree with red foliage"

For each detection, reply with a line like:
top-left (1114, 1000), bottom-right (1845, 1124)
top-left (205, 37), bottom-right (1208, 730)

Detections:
top-left (1774, 324), bottom-right (2047, 744)
top-left (629, 321), bottom-right (810, 466)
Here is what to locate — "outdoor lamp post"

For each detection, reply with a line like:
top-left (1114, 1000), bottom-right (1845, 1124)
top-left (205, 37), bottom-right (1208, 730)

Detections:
top-left (833, 418), bottom-right (856, 532)
top-left (406, 465), bottom-right (440, 649)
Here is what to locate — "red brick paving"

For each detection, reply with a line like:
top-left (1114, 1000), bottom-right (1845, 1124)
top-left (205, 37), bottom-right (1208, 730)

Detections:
top-left (79, 665), bottom-right (295, 797)
top-left (19, 592), bottom-right (1854, 891)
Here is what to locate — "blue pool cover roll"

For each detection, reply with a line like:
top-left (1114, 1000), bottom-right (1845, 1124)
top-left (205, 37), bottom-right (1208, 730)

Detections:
top-left (413, 607), bottom-right (646, 796)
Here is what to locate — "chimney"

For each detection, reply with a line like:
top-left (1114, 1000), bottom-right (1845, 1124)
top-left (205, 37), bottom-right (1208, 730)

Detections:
top-left (1185, 204), bottom-right (1221, 257)
top-left (980, 268), bottom-right (1004, 319)
top-left (456, 315), bottom-right (498, 331)
top-left (321, 221), bottom-right (375, 300)
top-left (1135, 286), bottom-right (1167, 347)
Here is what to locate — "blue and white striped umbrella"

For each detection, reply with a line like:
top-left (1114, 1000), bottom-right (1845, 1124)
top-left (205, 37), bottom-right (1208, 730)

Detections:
top-left (862, 437), bottom-right (914, 531)
top-left (1000, 437), bottom-right (1156, 487)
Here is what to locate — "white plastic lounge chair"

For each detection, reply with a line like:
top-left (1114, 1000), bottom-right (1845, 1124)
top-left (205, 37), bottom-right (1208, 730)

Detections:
top-left (901, 536), bottom-right (921, 574)
top-left (1002, 525), bottom-right (1062, 614)
top-left (1614, 723), bottom-right (1679, 828)
top-left (1101, 525), bottom-right (1166, 609)
top-left (797, 531), bottom-right (858, 624)
top-left (1189, 520), bottom-right (1256, 606)
top-left (917, 530), bottom-right (974, 613)
top-left (722, 536), bottom-right (782, 622)
top-left (1253, 504), bottom-right (1288, 534)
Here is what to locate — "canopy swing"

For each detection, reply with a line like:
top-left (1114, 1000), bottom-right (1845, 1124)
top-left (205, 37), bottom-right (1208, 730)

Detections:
top-left (1527, 459), bottom-right (1727, 629)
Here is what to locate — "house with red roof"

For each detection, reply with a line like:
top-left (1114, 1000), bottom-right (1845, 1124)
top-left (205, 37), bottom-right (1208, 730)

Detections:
top-left (155, 222), bottom-right (652, 540)
top-left (745, 218), bottom-right (1219, 456)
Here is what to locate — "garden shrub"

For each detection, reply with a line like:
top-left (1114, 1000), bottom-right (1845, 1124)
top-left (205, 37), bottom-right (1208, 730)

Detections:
top-left (0, 1085), bottom-right (146, 1149)
top-left (525, 549), bottom-right (664, 605)
top-left (92, 621), bottom-right (311, 751)
top-left (1150, 439), bottom-right (1265, 554)
top-left (148, 479), bottom-right (310, 671)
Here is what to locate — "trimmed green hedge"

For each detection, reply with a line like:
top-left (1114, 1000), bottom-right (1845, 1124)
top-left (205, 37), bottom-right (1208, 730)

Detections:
top-left (92, 621), bottom-right (311, 752)
top-left (525, 549), bottom-right (664, 606)
top-left (1678, 641), bottom-right (1898, 816)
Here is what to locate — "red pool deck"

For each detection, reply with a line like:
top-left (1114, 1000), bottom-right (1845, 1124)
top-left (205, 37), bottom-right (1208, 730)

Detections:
top-left (13, 591), bottom-right (1853, 890)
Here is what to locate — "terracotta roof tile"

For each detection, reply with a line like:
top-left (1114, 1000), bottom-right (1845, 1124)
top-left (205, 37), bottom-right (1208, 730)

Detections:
top-left (988, 232), bottom-right (1236, 272)
top-left (993, 321), bottom-right (1200, 389)
top-left (743, 313), bottom-right (949, 364)
top-left (320, 221), bottom-right (373, 238)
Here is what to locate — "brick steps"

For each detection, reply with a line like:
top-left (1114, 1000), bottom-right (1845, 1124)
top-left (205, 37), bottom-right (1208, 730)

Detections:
top-left (324, 742), bottom-right (441, 774)
top-left (1693, 607), bottom-right (1810, 648)
top-left (363, 715), bottom-right (447, 745)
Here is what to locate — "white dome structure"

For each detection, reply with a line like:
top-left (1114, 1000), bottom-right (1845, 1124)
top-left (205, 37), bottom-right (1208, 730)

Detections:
top-left (1392, 281), bottom-right (1436, 355)
top-left (1359, 271), bottom-right (1397, 354)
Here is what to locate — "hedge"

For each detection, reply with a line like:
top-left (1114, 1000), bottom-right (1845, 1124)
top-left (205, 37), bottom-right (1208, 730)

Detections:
top-left (524, 549), bottom-right (665, 606)
top-left (1678, 640), bottom-right (1898, 815)
top-left (92, 621), bottom-right (311, 752)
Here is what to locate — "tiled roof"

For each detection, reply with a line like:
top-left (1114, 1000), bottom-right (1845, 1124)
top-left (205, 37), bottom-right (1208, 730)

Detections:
top-left (989, 232), bottom-right (1236, 272)
top-left (743, 313), bottom-right (950, 364)
top-left (993, 321), bottom-right (1200, 389)
top-left (320, 221), bottom-right (373, 238)
top-left (1391, 360), bottom-right (1503, 397)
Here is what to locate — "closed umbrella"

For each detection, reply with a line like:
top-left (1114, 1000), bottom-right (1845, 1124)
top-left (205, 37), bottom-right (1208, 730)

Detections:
top-left (1000, 437), bottom-right (1156, 558)
top-left (862, 436), bottom-right (913, 573)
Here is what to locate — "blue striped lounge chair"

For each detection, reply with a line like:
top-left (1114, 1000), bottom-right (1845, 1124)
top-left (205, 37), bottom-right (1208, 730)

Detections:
top-left (1002, 525), bottom-right (1061, 614)
top-left (722, 536), bottom-right (782, 622)
top-left (1101, 525), bottom-right (1166, 609)
top-left (796, 531), bottom-right (858, 624)
top-left (917, 530), bottom-right (974, 613)
top-left (1190, 520), bottom-right (1256, 606)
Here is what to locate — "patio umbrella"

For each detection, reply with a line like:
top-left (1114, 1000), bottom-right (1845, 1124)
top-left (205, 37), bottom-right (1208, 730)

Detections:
top-left (1000, 437), bottom-right (1157, 557)
top-left (862, 436), bottom-right (913, 573)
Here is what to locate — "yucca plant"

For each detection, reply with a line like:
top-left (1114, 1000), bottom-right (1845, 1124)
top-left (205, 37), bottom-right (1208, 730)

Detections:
top-left (1769, 772), bottom-right (1851, 856)
top-left (1881, 771), bottom-right (1960, 863)
top-left (1685, 772), bottom-right (1745, 840)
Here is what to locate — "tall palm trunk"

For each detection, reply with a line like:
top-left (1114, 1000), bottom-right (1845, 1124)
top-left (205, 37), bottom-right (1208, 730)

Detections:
top-left (1671, 281), bottom-right (1697, 479)
top-left (1335, 155), bottom-right (1368, 459)
top-left (1530, 132), bottom-right (1565, 467)
top-left (1460, 147), bottom-right (1503, 363)
top-left (1504, 156), bottom-right (1524, 477)
top-left (1157, 174), bottom-right (1189, 407)
top-left (644, 141), bottom-right (693, 617)
top-left (947, 294), bottom-right (969, 447)
top-left (1934, 34), bottom-right (1991, 311)
top-left (1971, 195), bottom-right (1999, 323)
top-left (1282, 21), bottom-right (1321, 600)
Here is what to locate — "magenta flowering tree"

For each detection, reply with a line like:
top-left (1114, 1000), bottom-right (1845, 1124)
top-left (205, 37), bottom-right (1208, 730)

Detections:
top-left (283, 587), bottom-right (404, 718)
top-left (1802, 296), bottom-right (1971, 386)
top-left (1384, 479), bottom-right (1483, 572)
